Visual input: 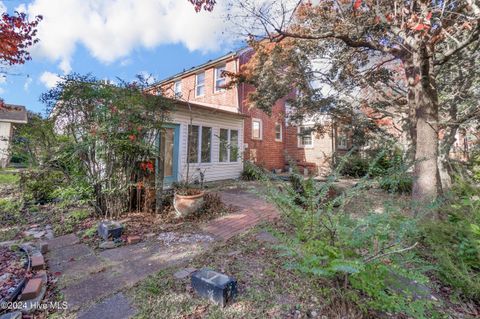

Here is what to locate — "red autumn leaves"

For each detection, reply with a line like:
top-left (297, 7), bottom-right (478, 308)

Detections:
top-left (0, 12), bottom-right (42, 66)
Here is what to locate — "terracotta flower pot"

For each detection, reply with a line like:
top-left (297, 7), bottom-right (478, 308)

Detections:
top-left (173, 190), bottom-right (205, 218)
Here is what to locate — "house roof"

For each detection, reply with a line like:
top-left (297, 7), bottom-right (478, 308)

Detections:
top-left (0, 104), bottom-right (28, 124)
top-left (172, 99), bottom-right (247, 119)
top-left (151, 51), bottom-right (237, 87)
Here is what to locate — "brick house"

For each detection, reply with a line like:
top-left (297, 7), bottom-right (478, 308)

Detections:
top-left (150, 48), bottom-right (351, 182)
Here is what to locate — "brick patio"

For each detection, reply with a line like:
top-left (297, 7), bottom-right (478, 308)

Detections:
top-left (201, 189), bottom-right (280, 240)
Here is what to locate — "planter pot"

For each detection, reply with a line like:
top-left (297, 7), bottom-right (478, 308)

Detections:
top-left (173, 191), bottom-right (205, 218)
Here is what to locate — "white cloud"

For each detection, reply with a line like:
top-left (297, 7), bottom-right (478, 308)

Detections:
top-left (24, 77), bottom-right (33, 91)
top-left (40, 71), bottom-right (62, 89)
top-left (25, 0), bottom-right (231, 67)
top-left (0, 75), bottom-right (6, 84)
top-left (0, 87), bottom-right (4, 94)
top-left (59, 59), bottom-right (72, 74)
top-left (0, 1), bottom-right (6, 14)
top-left (15, 3), bottom-right (27, 13)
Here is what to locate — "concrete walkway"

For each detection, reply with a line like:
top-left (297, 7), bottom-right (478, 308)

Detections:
top-left (46, 189), bottom-right (279, 318)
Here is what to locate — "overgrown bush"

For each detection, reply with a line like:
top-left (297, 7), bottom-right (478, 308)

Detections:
top-left (420, 178), bottom-right (480, 300)
top-left (471, 151), bottom-right (480, 182)
top-left (338, 154), bottom-right (369, 177)
top-left (19, 168), bottom-right (65, 204)
top-left (0, 198), bottom-right (22, 226)
top-left (241, 161), bottom-right (264, 181)
top-left (255, 161), bottom-right (438, 318)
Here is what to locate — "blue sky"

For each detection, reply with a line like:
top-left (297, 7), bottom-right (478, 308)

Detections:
top-left (0, 0), bottom-right (242, 115)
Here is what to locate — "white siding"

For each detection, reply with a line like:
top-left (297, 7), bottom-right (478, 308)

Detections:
top-left (0, 122), bottom-right (12, 168)
top-left (170, 107), bottom-right (244, 183)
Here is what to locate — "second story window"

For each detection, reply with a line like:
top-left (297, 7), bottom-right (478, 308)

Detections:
top-left (214, 65), bottom-right (226, 92)
top-left (196, 72), bottom-right (205, 97)
top-left (174, 80), bottom-right (182, 98)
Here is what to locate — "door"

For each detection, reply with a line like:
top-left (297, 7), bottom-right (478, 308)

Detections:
top-left (157, 124), bottom-right (180, 185)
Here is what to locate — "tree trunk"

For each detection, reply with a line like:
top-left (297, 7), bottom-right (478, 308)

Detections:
top-left (406, 46), bottom-right (440, 210)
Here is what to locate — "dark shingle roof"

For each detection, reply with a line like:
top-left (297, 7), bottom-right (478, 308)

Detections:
top-left (0, 104), bottom-right (28, 123)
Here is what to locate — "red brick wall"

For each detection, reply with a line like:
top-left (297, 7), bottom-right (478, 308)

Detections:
top-left (159, 58), bottom-right (239, 112)
top-left (237, 49), bottom-right (289, 170)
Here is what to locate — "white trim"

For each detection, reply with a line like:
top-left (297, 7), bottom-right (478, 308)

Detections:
top-left (275, 122), bottom-right (282, 142)
top-left (251, 118), bottom-right (262, 140)
top-left (297, 125), bottom-right (314, 148)
top-left (195, 72), bottom-right (205, 97)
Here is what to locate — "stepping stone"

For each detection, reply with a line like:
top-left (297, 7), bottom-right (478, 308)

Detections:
top-left (127, 235), bottom-right (141, 244)
top-left (48, 244), bottom-right (93, 263)
top-left (99, 241), bottom-right (117, 249)
top-left (48, 234), bottom-right (79, 250)
top-left (77, 293), bottom-right (137, 319)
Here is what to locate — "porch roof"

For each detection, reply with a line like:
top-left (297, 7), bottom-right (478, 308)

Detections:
top-left (0, 104), bottom-right (28, 124)
top-left (171, 99), bottom-right (248, 119)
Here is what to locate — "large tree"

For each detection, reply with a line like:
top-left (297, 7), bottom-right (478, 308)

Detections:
top-left (192, 0), bottom-right (480, 207)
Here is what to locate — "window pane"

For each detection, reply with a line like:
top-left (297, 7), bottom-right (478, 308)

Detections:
top-left (215, 66), bottom-right (226, 91)
top-left (197, 72), bottom-right (205, 84)
top-left (196, 72), bottom-right (205, 96)
top-left (188, 125), bottom-right (199, 163)
top-left (162, 128), bottom-right (174, 177)
top-left (230, 130), bottom-right (238, 162)
top-left (174, 81), bottom-right (182, 97)
top-left (219, 129), bottom-right (228, 162)
top-left (275, 123), bottom-right (281, 140)
top-left (252, 120), bottom-right (260, 139)
top-left (300, 126), bottom-right (312, 146)
top-left (201, 126), bottom-right (211, 162)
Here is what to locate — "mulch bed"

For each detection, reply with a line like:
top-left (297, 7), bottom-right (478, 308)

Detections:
top-left (0, 246), bottom-right (31, 301)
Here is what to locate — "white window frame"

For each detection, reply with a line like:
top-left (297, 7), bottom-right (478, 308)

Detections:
top-left (337, 131), bottom-right (348, 150)
top-left (219, 128), bottom-right (239, 163)
top-left (298, 125), bottom-right (314, 148)
top-left (195, 72), bottom-right (205, 97)
top-left (173, 80), bottom-right (182, 98)
top-left (275, 122), bottom-right (282, 142)
top-left (214, 64), bottom-right (226, 92)
top-left (188, 124), bottom-right (212, 163)
top-left (252, 118), bottom-right (262, 140)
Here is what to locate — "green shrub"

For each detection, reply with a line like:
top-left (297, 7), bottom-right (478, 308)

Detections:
top-left (0, 198), bottom-right (22, 226)
top-left (253, 160), bottom-right (437, 318)
top-left (20, 168), bottom-right (65, 204)
top-left (421, 180), bottom-right (480, 299)
top-left (241, 161), bottom-right (262, 181)
top-left (338, 154), bottom-right (369, 177)
top-left (471, 151), bottom-right (480, 182)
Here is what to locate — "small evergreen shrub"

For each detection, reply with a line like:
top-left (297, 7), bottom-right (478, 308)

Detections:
top-left (20, 168), bottom-right (65, 204)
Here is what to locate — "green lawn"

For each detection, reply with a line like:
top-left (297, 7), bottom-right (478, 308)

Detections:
top-left (0, 171), bottom-right (20, 185)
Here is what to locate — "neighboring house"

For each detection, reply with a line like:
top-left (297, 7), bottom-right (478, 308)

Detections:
top-left (0, 104), bottom-right (28, 168)
top-left (151, 48), bottom-right (351, 180)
